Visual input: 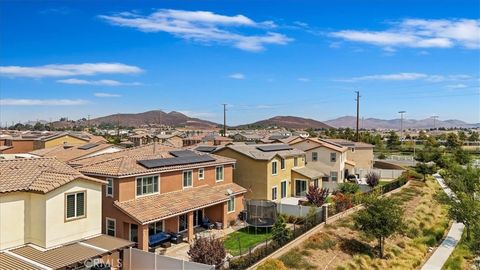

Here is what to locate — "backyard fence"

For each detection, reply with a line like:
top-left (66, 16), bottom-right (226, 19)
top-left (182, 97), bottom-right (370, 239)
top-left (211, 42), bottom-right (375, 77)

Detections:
top-left (123, 247), bottom-right (214, 270)
top-left (276, 203), bottom-right (323, 219)
top-left (355, 168), bottom-right (405, 179)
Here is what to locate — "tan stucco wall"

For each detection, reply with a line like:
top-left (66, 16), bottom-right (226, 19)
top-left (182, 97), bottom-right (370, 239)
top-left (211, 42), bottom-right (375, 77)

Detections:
top-left (2, 140), bottom-right (35, 154)
top-left (43, 135), bottom-right (88, 149)
top-left (302, 147), bottom-right (347, 183)
top-left (346, 148), bottom-right (374, 169)
top-left (0, 192), bottom-right (29, 249)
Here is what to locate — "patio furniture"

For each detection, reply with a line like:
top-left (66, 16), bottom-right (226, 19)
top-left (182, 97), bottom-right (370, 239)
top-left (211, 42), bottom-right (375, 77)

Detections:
top-left (169, 232), bottom-right (183, 244)
top-left (149, 231), bottom-right (171, 247)
top-left (215, 222), bottom-right (223, 230)
top-left (202, 217), bottom-right (214, 230)
top-left (160, 242), bottom-right (171, 248)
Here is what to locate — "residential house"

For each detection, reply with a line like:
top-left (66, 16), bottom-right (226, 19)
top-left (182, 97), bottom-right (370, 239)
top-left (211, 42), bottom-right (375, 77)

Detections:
top-left (74, 144), bottom-right (246, 251)
top-left (30, 142), bottom-right (124, 163)
top-left (290, 138), bottom-right (355, 190)
top-left (325, 139), bottom-right (374, 169)
top-left (214, 144), bottom-right (318, 200)
top-left (232, 133), bottom-right (264, 142)
top-left (0, 158), bottom-right (133, 269)
top-left (129, 133), bottom-right (183, 148)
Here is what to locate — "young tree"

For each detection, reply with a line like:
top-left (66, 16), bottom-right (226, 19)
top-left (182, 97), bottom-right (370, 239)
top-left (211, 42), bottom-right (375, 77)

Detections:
top-left (468, 131), bottom-right (479, 142)
top-left (305, 185), bottom-right (329, 207)
top-left (188, 236), bottom-right (226, 266)
top-left (272, 215), bottom-right (291, 245)
top-left (366, 172), bottom-right (380, 187)
top-left (446, 133), bottom-right (462, 149)
top-left (415, 162), bottom-right (436, 181)
top-left (354, 196), bottom-right (404, 258)
top-left (453, 148), bottom-right (471, 165)
top-left (386, 131), bottom-right (400, 150)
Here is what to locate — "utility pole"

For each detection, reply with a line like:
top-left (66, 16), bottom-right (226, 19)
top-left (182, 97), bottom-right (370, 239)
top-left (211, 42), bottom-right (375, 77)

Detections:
top-left (355, 91), bottom-right (360, 142)
top-left (399, 110), bottom-right (406, 144)
top-left (432, 115), bottom-right (439, 131)
top-left (222, 104), bottom-right (227, 137)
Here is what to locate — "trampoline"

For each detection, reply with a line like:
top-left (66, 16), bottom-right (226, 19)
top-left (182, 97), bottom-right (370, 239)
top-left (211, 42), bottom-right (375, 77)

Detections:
top-left (244, 199), bottom-right (277, 227)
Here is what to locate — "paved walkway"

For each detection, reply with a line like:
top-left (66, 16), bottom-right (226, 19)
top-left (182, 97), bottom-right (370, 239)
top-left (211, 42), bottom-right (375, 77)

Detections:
top-left (421, 173), bottom-right (465, 270)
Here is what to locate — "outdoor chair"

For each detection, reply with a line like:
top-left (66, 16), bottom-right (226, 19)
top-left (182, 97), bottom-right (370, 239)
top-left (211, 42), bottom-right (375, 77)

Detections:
top-left (202, 217), bottom-right (215, 229)
top-left (149, 231), bottom-right (171, 247)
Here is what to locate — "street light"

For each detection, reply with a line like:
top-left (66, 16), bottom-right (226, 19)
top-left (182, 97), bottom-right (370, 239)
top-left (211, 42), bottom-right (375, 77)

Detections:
top-left (398, 111), bottom-right (406, 142)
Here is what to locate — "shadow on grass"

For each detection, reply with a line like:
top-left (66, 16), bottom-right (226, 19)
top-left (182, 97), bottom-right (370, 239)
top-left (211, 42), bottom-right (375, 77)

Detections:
top-left (339, 237), bottom-right (374, 257)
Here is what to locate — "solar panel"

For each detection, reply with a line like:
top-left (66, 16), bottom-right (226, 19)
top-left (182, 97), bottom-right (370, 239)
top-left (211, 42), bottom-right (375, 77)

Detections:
top-left (169, 150), bottom-right (197, 157)
top-left (256, 144), bottom-right (292, 152)
top-left (195, 146), bottom-right (217, 153)
top-left (138, 155), bottom-right (216, 169)
top-left (78, 143), bottom-right (99, 150)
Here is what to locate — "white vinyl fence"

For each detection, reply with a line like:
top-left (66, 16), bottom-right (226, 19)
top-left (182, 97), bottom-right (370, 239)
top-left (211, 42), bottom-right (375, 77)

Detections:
top-left (276, 203), bottom-right (323, 219)
top-left (123, 247), bottom-right (215, 270)
top-left (355, 168), bottom-right (404, 179)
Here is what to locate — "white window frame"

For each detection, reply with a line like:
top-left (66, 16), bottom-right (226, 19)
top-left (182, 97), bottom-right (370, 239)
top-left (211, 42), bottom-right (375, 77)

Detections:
top-left (65, 191), bottom-right (86, 221)
top-left (215, 166), bottom-right (224, 182)
top-left (312, 152), bottom-right (318, 162)
top-left (106, 178), bottom-right (113, 197)
top-left (272, 161), bottom-right (278, 175)
top-left (330, 152), bottom-right (337, 162)
top-left (183, 170), bottom-right (193, 189)
top-left (227, 196), bottom-right (235, 213)
top-left (280, 180), bottom-right (287, 198)
top-left (330, 171), bottom-right (338, 182)
top-left (106, 217), bottom-right (116, 237)
top-left (198, 168), bottom-right (205, 180)
top-left (135, 175), bottom-right (160, 198)
top-left (271, 186), bottom-right (278, 201)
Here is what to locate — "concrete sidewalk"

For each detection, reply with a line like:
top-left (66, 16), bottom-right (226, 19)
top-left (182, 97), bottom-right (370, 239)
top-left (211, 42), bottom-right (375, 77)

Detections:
top-left (421, 174), bottom-right (464, 270)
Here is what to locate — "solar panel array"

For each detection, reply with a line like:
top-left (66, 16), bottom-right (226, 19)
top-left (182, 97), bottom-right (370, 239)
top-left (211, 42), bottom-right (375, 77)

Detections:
top-left (78, 143), bottom-right (99, 150)
top-left (195, 146), bottom-right (217, 153)
top-left (256, 144), bottom-right (292, 152)
top-left (169, 150), bottom-right (197, 157)
top-left (138, 155), bottom-right (216, 169)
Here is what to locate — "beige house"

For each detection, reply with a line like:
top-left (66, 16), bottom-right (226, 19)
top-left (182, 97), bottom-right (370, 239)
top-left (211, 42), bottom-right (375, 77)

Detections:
top-left (290, 138), bottom-right (355, 190)
top-left (325, 139), bottom-right (374, 169)
top-left (0, 158), bottom-right (133, 269)
top-left (214, 144), bottom-right (318, 200)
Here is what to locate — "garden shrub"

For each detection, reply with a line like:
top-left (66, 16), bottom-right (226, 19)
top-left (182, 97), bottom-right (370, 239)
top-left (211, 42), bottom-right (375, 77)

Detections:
top-left (257, 259), bottom-right (287, 270)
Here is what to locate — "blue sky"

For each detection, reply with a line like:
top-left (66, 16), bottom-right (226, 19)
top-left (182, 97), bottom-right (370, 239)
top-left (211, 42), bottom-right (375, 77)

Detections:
top-left (1, 0), bottom-right (479, 126)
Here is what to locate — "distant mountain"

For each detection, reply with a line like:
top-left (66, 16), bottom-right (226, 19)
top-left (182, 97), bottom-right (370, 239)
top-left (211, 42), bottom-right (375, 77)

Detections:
top-left (52, 110), bottom-right (219, 129)
top-left (236, 116), bottom-right (332, 129)
top-left (325, 116), bottom-right (480, 129)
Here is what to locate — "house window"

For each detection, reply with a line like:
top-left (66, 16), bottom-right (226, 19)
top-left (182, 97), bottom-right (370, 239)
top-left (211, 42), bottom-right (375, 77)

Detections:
top-left (66, 191), bottom-right (85, 220)
top-left (183, 170), bottom-right (193, 188)
top-left (227, 196), bottom-right (235, 213)
top-left (330, 152), bottom-right (337, 162)
top-left (216, 166), bottom-right (224, 182)
top-left (130, 224), bottom-right (138, 242)
top-left (322, 176), bottom-right (329, 182)
top-left (314, 179), bottom-right (319, 188)
top-left (148, 221), bottom-right (164, 236)
top-left (330, 172), bottom-right (338, 182)
top-left (179, 214), bottom-right (188, 232)
top-left (312, 152), bottom-right (318, 162)
top-left (106, 218), bottom-right (116, 236)
top-left (198, 168), bottom-right (205, 180)
top-left (136, 176), bottom-right (159, 196)
top-left (280, 158), bottom-right (285, 170)
top-left (106, 178), bottom-right (113, 197)
top-left (272, 161), bottom-right (278, 175)
top-left (295, 180), bottom-right (307, 197)
top-left (294, 157), bottom-right (298, 167)
top-left (281, 181), bottom-right (287, 198)
top-left (272, 186), bottom-right (278, 200)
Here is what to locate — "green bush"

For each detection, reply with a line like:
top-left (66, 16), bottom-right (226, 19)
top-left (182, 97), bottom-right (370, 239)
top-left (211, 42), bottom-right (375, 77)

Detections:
top-left (257, 259), bottom-right (287, 270)
top-left (338, 182), bottom-right (360, 194)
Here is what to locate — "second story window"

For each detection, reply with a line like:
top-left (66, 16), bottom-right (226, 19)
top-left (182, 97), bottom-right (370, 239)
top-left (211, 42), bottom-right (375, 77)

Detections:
top-left (294, 157), bottom-right (298, 167)
top-left (66, 191), bottom-right (85, 220)
top-left (280, 158), bottom-right (285, 170)
top-left (227, 196), bottom-right (235, 213)
top-left (330, 152), bottom-right (337, 162)
top-left (198, 168), bottom-right (205, 180)
top-left (183, 170), bottom-right (193, 188)
top-left (272, 186), bottom-right (277, 200)
top-left (136, 176), bottom-right (159, 196)
top-left (216, 166), bottom-right (224, 182)
top-left (312, 152), bottom-right (318, 162)
top-left (272, 161), bottom-right (278, 175)
top-left (106, 178), bottom-right (113, 197)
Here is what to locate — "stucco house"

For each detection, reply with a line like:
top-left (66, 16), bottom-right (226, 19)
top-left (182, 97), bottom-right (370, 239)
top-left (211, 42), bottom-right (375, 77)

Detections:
top-left (74, 143), bottom-right (246, 251)
top-left (324, 139), bottom-right (374, 169)
top-left (0, 157), bottom-right (133, 269)
top-left (214, 143), bottom-right (320, 200)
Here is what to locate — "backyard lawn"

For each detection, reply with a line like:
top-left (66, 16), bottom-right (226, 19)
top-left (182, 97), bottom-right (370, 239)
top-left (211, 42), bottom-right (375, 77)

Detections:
top-left (278, 178), bottom-right (450, 270)
top-left (224, 227), bottom-right (272, 256)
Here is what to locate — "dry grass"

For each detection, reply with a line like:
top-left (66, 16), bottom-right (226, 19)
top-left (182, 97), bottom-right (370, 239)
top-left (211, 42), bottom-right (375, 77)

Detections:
top-left (280, 178), bottom-right (450, 270)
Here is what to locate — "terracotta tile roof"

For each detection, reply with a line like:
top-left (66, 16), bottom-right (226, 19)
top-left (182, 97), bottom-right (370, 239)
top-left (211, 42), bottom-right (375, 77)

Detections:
top-left (0, 253), bottom-right (40, 270)
top-left (216, 143), bottom-right (305, 161)
top-left (0, 158), bottom-right (106, 194)
top-left (9, 235), bottom-right (133, 269)
top-left (326, 139), bottom-right (374, 149)
top-left (75, 143), bottom-right (236, 177)
top-left (115, 183), bottom-right (247, 224)
top-left (293, 138), bottom-right (347, 153)
top-left (30, 143), bottom-right (122, 162)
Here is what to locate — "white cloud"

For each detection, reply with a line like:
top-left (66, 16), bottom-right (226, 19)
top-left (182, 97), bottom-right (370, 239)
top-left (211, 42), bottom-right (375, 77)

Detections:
top-left (57, 78), bottom-right (142, 86)
top-left (445, 84), bottom-right (468, 89)
top-left (98, 9), bottom-right (292, 52)
top-left (341, 73), bottom-right (473, 82)
top-left (298, 77), bottom-right (311, 82)
top-left (94, 92), bottom-right (122, 98)
top-left (0, 99), bottom-right (88, 106)
top-left (331, 18), bottom-right (480, 50)
top-left (0, 63), bottom-right (143, 78)
top-left (229, 73), bottom-right (245, 80)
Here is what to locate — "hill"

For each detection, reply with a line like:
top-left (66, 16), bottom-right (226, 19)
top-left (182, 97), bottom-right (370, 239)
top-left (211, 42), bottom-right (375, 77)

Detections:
top-left (236, 116), bottom-right (332, 129)
top-left (325, 116), bottom-right (479, 129)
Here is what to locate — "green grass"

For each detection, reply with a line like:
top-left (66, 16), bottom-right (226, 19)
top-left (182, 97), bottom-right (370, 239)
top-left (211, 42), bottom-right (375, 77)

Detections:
top-left (223, 227), bottom-right (272, 256)
top-left (279, 248), bottom-right (315, 270)
top-left (379, 180), bottom-right (391, 187)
